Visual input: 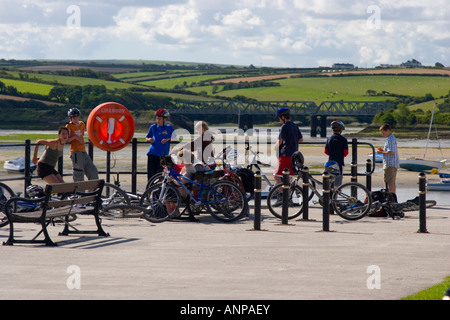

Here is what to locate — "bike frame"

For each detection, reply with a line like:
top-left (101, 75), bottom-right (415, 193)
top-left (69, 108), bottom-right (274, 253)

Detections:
top-left (161, 167), bottom-right (229, 205)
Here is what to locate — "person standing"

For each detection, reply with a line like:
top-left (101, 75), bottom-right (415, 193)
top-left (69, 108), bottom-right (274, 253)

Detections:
top-left (324, 120), bottom-right (349, 187)
top-left (66, 108), bottom-right (99, 182)
top-left (146, 109), bottom-right (176, 180)
top-left (273, 108), bottom-right (303, 184)
top-left (377, 124), bottom-right (399, 194)
top-left (32, 126), bottom-right (69, 184)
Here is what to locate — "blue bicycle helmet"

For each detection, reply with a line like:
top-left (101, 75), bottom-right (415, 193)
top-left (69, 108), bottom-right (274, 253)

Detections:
top-left (276, 108), bottom-right (290, 118)
top-left (324, 161), bottom-right (341, 175)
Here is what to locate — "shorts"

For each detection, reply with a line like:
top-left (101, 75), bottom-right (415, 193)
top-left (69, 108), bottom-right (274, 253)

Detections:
top-left (384, 167), bottom-right (398, 186)
top-left (274, 156), bottom-right (295, 177)
top-left (37, 162), bottom-right (59, 179)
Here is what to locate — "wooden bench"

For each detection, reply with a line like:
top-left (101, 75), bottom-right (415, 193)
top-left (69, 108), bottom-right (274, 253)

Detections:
top-left (3, 179), bottom-right (109, 246)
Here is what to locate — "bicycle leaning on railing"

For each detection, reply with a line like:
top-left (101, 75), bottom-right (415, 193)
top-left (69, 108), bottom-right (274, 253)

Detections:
top-left (139, 156), bottom-right (248, 223)
top-left (266, 153), bottom-right (373, 221)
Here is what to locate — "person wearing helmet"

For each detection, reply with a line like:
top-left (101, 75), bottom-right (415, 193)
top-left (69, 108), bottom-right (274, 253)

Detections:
top-left (146, 108), bottom-right (176, 180)
top-left (66, 108), bottom-right (99, 182)
top-left (324, 120), bottom-right (348, 187)
top-left (273, 108), bottom-right (303, 184)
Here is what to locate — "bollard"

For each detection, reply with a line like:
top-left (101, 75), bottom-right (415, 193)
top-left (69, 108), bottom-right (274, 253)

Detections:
top-left (253, 171), bottom-right (262, 231)
top-left (281, 168), bottom-right (290, 225)
top-left (418, 172), bottom-right (429, 233)
top-left (366, 159), bottom-right (372, 192)
top-left (322, 171), bottom-right (331, 232)
top-left (301, 166), bottom-right (310, 221)
top-left (351, 161), bottom-right (357, 184)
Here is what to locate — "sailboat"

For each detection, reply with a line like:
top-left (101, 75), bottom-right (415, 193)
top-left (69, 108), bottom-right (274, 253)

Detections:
top-left (399, 102), bottom-right (447, 172)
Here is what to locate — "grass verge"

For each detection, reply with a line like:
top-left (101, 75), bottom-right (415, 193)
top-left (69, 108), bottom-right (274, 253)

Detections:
top-left (401, 276), bottom-right (450, 300)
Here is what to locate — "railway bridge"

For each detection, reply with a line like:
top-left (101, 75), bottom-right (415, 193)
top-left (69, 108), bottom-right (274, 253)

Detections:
top-left (167, 100), bottom-right (391, 137)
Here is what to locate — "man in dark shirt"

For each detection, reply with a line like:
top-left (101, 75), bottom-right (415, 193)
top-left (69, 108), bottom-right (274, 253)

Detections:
top-left (274, 108), bottom-right (303, 184)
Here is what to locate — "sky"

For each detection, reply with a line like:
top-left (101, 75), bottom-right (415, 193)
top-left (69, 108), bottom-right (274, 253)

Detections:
top-left (0, 0), bottom-right (449, 68)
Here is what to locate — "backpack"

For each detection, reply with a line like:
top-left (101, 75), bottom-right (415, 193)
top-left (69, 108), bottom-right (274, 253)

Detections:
top-left (235, 168), bottom-right (255, 195)
top-left (369, 189), bottom-right (397, 217)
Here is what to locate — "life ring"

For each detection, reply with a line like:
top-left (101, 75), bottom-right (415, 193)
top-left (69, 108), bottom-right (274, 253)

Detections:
top-left (87, 102), bottom-right (135, 152)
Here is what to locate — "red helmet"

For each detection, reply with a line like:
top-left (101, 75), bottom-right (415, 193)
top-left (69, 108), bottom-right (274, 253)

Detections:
top-left (155, 109), bottom-right (170, 118)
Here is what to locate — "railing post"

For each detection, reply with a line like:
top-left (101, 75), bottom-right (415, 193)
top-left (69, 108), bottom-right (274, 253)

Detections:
top-left (418, 172), bottom-right (428, 234)
top-left (281, 168), bottom-right (290, 225)
top-left (24, 139), bottom-right (32, 193)
top-left (322, 172), bottom-right (331, 232)
top-left (132, 138), bottom-right (137, 194)
top-left (366, 159), bottom-right (372, 192)
top-left (253, 171), bottom-right (262, 231)
top-left (106, 151), bottom-right (111, 184)
top-left (301, 166), bottom-right (310, 221)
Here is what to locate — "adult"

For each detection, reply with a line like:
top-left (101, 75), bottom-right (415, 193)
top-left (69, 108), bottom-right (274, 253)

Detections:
top-left (146, 109), bottom-right (176, 180)
top-left (273, 108), bottom-right (303, 184)
top-left (66, 108), bottom-right (98, 182)
top-left (32, 126), bottom-right (69, 184)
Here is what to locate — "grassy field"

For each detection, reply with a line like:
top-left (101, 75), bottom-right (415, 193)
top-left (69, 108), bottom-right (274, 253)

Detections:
top-left (188, 75), bottom-right (450, 103)
top-left (137, 74), bottom-right (238, 89)
top-left (5, 71), bottom-right (139, 90)
top-left (0, 78), bottom-right (54, 95)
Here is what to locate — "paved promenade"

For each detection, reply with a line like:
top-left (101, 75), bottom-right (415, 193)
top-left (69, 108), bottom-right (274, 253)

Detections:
top-left (1, 205), bottom-right (449, 300)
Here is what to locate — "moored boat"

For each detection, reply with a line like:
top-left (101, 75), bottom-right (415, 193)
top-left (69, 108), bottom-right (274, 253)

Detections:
top-left (3, 157), bottom-right (37, 174)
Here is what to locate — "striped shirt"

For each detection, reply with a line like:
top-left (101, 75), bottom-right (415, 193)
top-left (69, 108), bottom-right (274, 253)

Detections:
top-left (383, 133), bottom-right (399, 169)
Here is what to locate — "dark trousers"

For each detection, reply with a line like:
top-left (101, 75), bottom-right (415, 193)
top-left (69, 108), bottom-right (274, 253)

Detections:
top-left (147, 154), bottom-right (162, 181)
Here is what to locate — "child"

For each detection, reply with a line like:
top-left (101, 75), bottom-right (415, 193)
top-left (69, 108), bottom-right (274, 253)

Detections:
top-left (66, 108), bottom-right (99, 182)
top-left (324, 121), bottom-right (349, 187)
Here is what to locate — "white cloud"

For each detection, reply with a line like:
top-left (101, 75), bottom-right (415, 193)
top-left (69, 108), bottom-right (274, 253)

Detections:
top-left (0, 0), bottom-right (447, 67)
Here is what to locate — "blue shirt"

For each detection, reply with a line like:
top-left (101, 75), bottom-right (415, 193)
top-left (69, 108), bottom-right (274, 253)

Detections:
top-left (146, 124), bottom-right (175, 156)
top-left (383, 133), bottom-right (399, 169)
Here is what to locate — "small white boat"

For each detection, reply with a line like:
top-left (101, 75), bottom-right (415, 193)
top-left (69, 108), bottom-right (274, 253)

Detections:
top-left (426, 173), bottom-right (450, 191)
top-left (3, 157), bottom-right (37, 174)
top-left (399, 158), bottom-right (446, 172)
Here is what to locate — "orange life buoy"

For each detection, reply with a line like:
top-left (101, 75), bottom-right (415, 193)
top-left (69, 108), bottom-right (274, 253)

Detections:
top-left (87, 102), bottom-right (135, 152)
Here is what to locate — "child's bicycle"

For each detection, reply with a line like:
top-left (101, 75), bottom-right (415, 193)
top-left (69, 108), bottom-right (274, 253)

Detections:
top-left (139, 157), bottom-right (248, 223)
top-left (266, 155), bottom-right (372, 221)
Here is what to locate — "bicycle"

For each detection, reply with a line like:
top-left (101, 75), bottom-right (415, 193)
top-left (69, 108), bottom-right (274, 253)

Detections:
top-left (266, 159), bottom-right (372, 221)
top-left (139, 158), bottom-right (248, 223)
top-left (1, 182), bottom-right (16, 228)
top-left (245, 143), bottom-right (274, 195)
top-left (0, 182), bottom-right (81, 228)
top-left (99, 173), bottom-right (150, 219)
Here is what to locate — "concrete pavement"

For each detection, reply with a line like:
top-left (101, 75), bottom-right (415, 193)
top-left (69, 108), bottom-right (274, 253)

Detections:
top-left (1, 205), bottom-right (449, 300)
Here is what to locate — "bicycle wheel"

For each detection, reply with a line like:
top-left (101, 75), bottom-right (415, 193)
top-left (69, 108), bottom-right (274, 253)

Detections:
top-left (267, 183), bottom-right (303, 220)
top-left (332, 182), bottom-right (371, 220)
top-left (0, 182), bottom-right (16, 228)
top-left (139, 183), bottom-right (181, 223)
top-left (206, 180), bottom-right (248, 222)
top-left (145, 172), bottom-right (164, 189)
top-left (102, 204), bottom-right (148, 219)
top-left (100, 183), bottom-right (131, 214)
